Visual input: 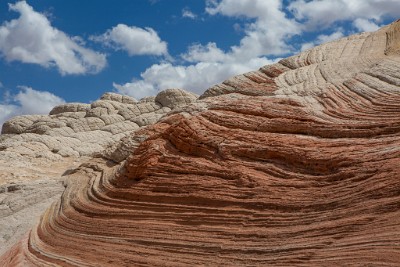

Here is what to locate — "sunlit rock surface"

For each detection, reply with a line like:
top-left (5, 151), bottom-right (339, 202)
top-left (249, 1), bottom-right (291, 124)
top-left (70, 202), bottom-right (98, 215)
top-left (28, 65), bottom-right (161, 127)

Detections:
top-left (0, 89), bottom-right (197, 255)
top-left (1, 21), bottom-right (400, 266)
top-left (1, 89), bottom-right (197, 158)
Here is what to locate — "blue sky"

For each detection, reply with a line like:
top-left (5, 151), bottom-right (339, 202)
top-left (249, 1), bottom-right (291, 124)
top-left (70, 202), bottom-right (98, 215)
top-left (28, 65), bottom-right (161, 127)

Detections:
top-left (0, 0), bottom-right (399, 126)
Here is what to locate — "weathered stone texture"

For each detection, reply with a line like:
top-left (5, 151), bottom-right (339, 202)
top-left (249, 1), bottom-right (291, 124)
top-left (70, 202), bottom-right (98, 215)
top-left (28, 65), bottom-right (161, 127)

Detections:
top-left (0, 89), bottom-right (197, 255)
top-left (1, 88), bottom-right (197, 158)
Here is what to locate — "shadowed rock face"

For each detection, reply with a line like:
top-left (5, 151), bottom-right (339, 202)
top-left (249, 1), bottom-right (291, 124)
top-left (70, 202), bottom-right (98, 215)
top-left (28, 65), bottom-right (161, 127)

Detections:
top-left (1, 21), bottom-right (400, 266)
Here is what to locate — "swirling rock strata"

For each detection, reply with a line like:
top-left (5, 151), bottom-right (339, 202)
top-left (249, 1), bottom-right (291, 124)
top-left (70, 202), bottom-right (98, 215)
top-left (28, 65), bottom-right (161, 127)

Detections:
top-left (2, 22), bottom-right (400, 266)
top-left (0, 89), bottom-right (197, 254)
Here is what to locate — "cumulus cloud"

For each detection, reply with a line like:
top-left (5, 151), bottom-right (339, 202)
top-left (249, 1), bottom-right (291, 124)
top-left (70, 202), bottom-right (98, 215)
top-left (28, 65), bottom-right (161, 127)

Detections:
top-left (91, 24), bottom-right (168, 56)
top-left (288, 0), bottom-right (396, 30)
top-left (113, 80), bottom-right (158, 100)
top-left (317, 31), bottom-right (345, 43)
top-left (0, 104), bottom-right (17, 129)
top-left (301, 30), bottom-right (345, 51)
top-left (300, 32), bottom-right (343, 51)
top-left (206, 0), bottom-right (300, 57)
top-left (182, 8), bottom-right (197, 19)
top-left (353, 18), bottom-right (380, 32)
top-left (0, 1), bottom-right (106, 75)
top-left (13, 86), bottom-right (65, 115)
top-left (0, 86), bottom-right (65, 128)
top-left (113, 57), bottom-right (273, 99)
top-left (182, 42), bottom-right (228, 63)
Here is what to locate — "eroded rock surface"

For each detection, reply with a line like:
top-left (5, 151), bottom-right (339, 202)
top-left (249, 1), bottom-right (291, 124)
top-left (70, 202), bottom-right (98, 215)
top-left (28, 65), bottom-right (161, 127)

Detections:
top-left (1, 88), bottom-right (197, 159)
top-left (0, 88), bottom-right (197, 254)
top-left (2, 22), bottom-right (400, 266)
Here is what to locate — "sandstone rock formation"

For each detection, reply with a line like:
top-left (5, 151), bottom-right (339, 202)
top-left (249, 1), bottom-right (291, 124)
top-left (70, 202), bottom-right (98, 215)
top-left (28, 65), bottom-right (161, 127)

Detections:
top-left (1, 21), bottom-right (400, 266)
top-left (1, 89), bottom-right (197, 159)
top-left (0, 89), bottom-right (197, 254)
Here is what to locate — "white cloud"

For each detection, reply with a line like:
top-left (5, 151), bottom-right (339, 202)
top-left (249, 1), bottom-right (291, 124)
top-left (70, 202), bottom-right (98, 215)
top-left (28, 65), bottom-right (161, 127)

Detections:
top-left (206, 0), bottom-right (300, 57)
top-left (0, 86), bottom-right (65, 128)
top-left (113, 57), bottom-right (273, 99)
top-left (206, 0), bottom-right (274, 18)
top-left (316, 31), bottom-right (345, 44)
top-left (0, 104), bottom-right (17, 129)
top-left (288, 0), bottom-right (396, 30)
top-left (301, 30), bottom-right (344, 51)
top-left (14, 86), bottom-right (65, 115)
top-left (91, 24), bottom-right (168, 56)
top-left (353, 18), bottom-right (380, 32)
top-left (182, 8), bottom-right (197, 19)
top-left (0, 1), bottom-right (106, 75)
top-left (300, 42), bottom-right (314, 52)
top-left (0, 81), bottom-right (3, 88)
top-left (182, 42), bottom-right (227, 63)
top-left (113, 80), bottom-right (158, 100)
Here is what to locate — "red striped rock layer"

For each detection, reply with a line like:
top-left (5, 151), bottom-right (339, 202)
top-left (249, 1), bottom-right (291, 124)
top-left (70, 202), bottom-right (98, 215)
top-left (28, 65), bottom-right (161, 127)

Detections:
top-left (2, 22), bottom-right (400, 266)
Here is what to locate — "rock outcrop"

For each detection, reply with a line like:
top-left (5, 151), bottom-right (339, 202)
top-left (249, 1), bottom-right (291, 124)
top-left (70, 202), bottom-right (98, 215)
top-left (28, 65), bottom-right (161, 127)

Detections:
top-left (0, 89), bottom-right (197, 254)
top-left (1, 21), bottom-right (400, 266)
top-left (1, 89), bottom-right (197, 159)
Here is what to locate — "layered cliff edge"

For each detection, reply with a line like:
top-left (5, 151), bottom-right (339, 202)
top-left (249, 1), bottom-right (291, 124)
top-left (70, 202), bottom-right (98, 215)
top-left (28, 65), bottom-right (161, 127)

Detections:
top-left (1, 20), bottom-right (400, 265)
